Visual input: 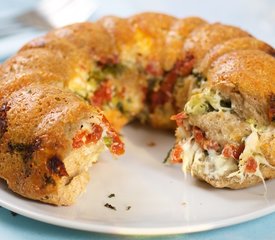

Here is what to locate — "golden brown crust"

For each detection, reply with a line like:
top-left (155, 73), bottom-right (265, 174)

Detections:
top-left (20, 35), bottom-right (92, 81)
top-left (49, 22), bottom-right (116, 61)
top-left (207, 50), bottom-right (275, 124)
top-left (197, 37), bottom-right (275, 75)
top-left (0, 12), bottom-right (274, 204)
top-left (0, 84), bottom-right (102, 204)
top-left (208, 50), bottom-right (275, 98)
top-left (128, 13), bottom-right (177, 69)
top-left (164, 17), bottom-right (207, 71)
top-left (0, 48), bottom-right (72, 102)
top-left (183, 23), bottom-right (250, 66)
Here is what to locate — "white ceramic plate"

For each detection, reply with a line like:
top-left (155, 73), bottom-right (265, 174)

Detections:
top-left (0, 123), bottom-right (275, 235)
top-left (0, 0), bottom-right (275, 236)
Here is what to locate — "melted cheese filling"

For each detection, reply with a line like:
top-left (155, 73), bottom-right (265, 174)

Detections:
top-left (181, 138), bottom-right (200, 173)
top-left (184, 88), bottom-right (231, 115)
top-left (68, 67), bottom-right (100, 99)
top-left (179, 125), bottom-right (274, 183)
top-left (120, 30), bottom-right (153, 64)
top-left (228, 125), bottom-right (275, 183)
top-left (202, 150), bottom-right (238, 179)
top-left (179, 139), bottom-right (237, 179)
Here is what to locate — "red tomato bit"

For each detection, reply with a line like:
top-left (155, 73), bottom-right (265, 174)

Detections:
top-left (91, 81), bottom-right (112, 107)
top-left (193, 127), bottom-right (220, 151)
top-left (245, 157), bottom-right (258, 173)
top-left (85, 124), bottom-right (103, 145)
top-left (110, 134), bottom-right (125, 155)
top-left (170, 112), bottom-right (188, 127)
top-left (97, 55), bottom-right (119, 66)
top-left (171, 144), bottom-right (183, 164)
top-left (72, 124), bottom-right (103, 149)
top-left (150, 71), bottom-right (177, 111)
top-left (101, 114), bottom-right (125, 155)
top-left (222, 143), bottom-right (245, 160)
top-left (149, 54), bottom-right (195, 112)
top-left (72, 130), bottom-right (87, 149)
top-left (145, 61), bottom-right (163, 77)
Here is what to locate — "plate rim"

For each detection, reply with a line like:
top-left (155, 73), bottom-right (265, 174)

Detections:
top-left (0, 190), bottom-right (274, 236)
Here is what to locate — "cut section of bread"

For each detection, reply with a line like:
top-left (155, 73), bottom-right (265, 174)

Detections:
top-left (168, 50), bottom-right (275, 189)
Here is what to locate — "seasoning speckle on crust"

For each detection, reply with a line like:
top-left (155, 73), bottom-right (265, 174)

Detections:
top-left (7, 138), bottom-right (42, 163)
top-left (47, 156), bottom-right (68, 177)
top-left (268, 94), bottom-right (275, 122)
top-left (0, 103), bottom-right (10, 140)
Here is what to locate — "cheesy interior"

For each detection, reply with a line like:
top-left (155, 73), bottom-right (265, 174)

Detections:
top-left (175, 87), bottom-right (274, 183)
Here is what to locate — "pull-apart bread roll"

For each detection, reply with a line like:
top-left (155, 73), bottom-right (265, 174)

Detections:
top-left (168, 50), bottom-right (275, 189)
top-left (0, 46), bottom-right (124, 206)
top-left (0, 85), bottom-right (123, 205)
top-left (0, 12), bottom-right (274, 205)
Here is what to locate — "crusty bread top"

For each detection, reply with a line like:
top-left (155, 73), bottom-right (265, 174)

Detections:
top-left (0, 50), bottom-right (68, 106)
top-left (183, 23), bottom-right (250, 66)
top-left (197, 37), bottom-right (275, 75)
top-left (0, 84), bottom-right (101, 201)
top-left (207, 50), bottom-right (275, 98)
top-left (207, 50), bottom-right (275, 124)
top-left (98, 14), bottom-right (206, 71)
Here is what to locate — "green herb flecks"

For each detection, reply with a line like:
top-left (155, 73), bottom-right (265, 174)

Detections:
top-left (88, 63), bottom-right (125, 85)
top-left (103, 136), bottom-right (113, 148)
top-left (116, 101), bottom-right (124, 113)
top-left (102, 63), bottom-right (125, 76)
top-left (89, 69), bottom-right (105, 83)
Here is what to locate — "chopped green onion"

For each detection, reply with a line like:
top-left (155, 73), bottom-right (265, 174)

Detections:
top-left (103, 136), bottom-right (113, 148)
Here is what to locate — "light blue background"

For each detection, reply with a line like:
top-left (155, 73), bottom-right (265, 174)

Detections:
top-left (0, 0), bottom-right (275, 239)
top-left (1, 207), bottom-right (275, 240)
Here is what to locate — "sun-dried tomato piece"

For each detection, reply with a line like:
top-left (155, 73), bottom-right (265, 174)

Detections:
top-left (110, 134), bottom-right (125, 155)
top-left (72, 130), bottom-right (87, 149)
top-left (101, 114), bottom-right (125, 155)
top-left (72, 124), bottom-right (103, 149)
top-left (222, 143), bottom-right (245, 160)
top-left (145, 61), bottom-right (163, 77)
top-left (173, 53), bottom-right (195, 76)
top-left (170, 112), bottom-right (188, 127)
top-left (193, 127), bottom-right (220, 151)
top-left (149, 54), bottom-right (195, 111)
top-left (171, 144), bottom-right (183, 164)
top-left (91, 81), bottom-right (112, 107)
top-left (193, 127), bottom-right (205, 146)
top-left (85, 124), bottom-right (103, 145)
top-left (245, 157), bottom-right (258, 173)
